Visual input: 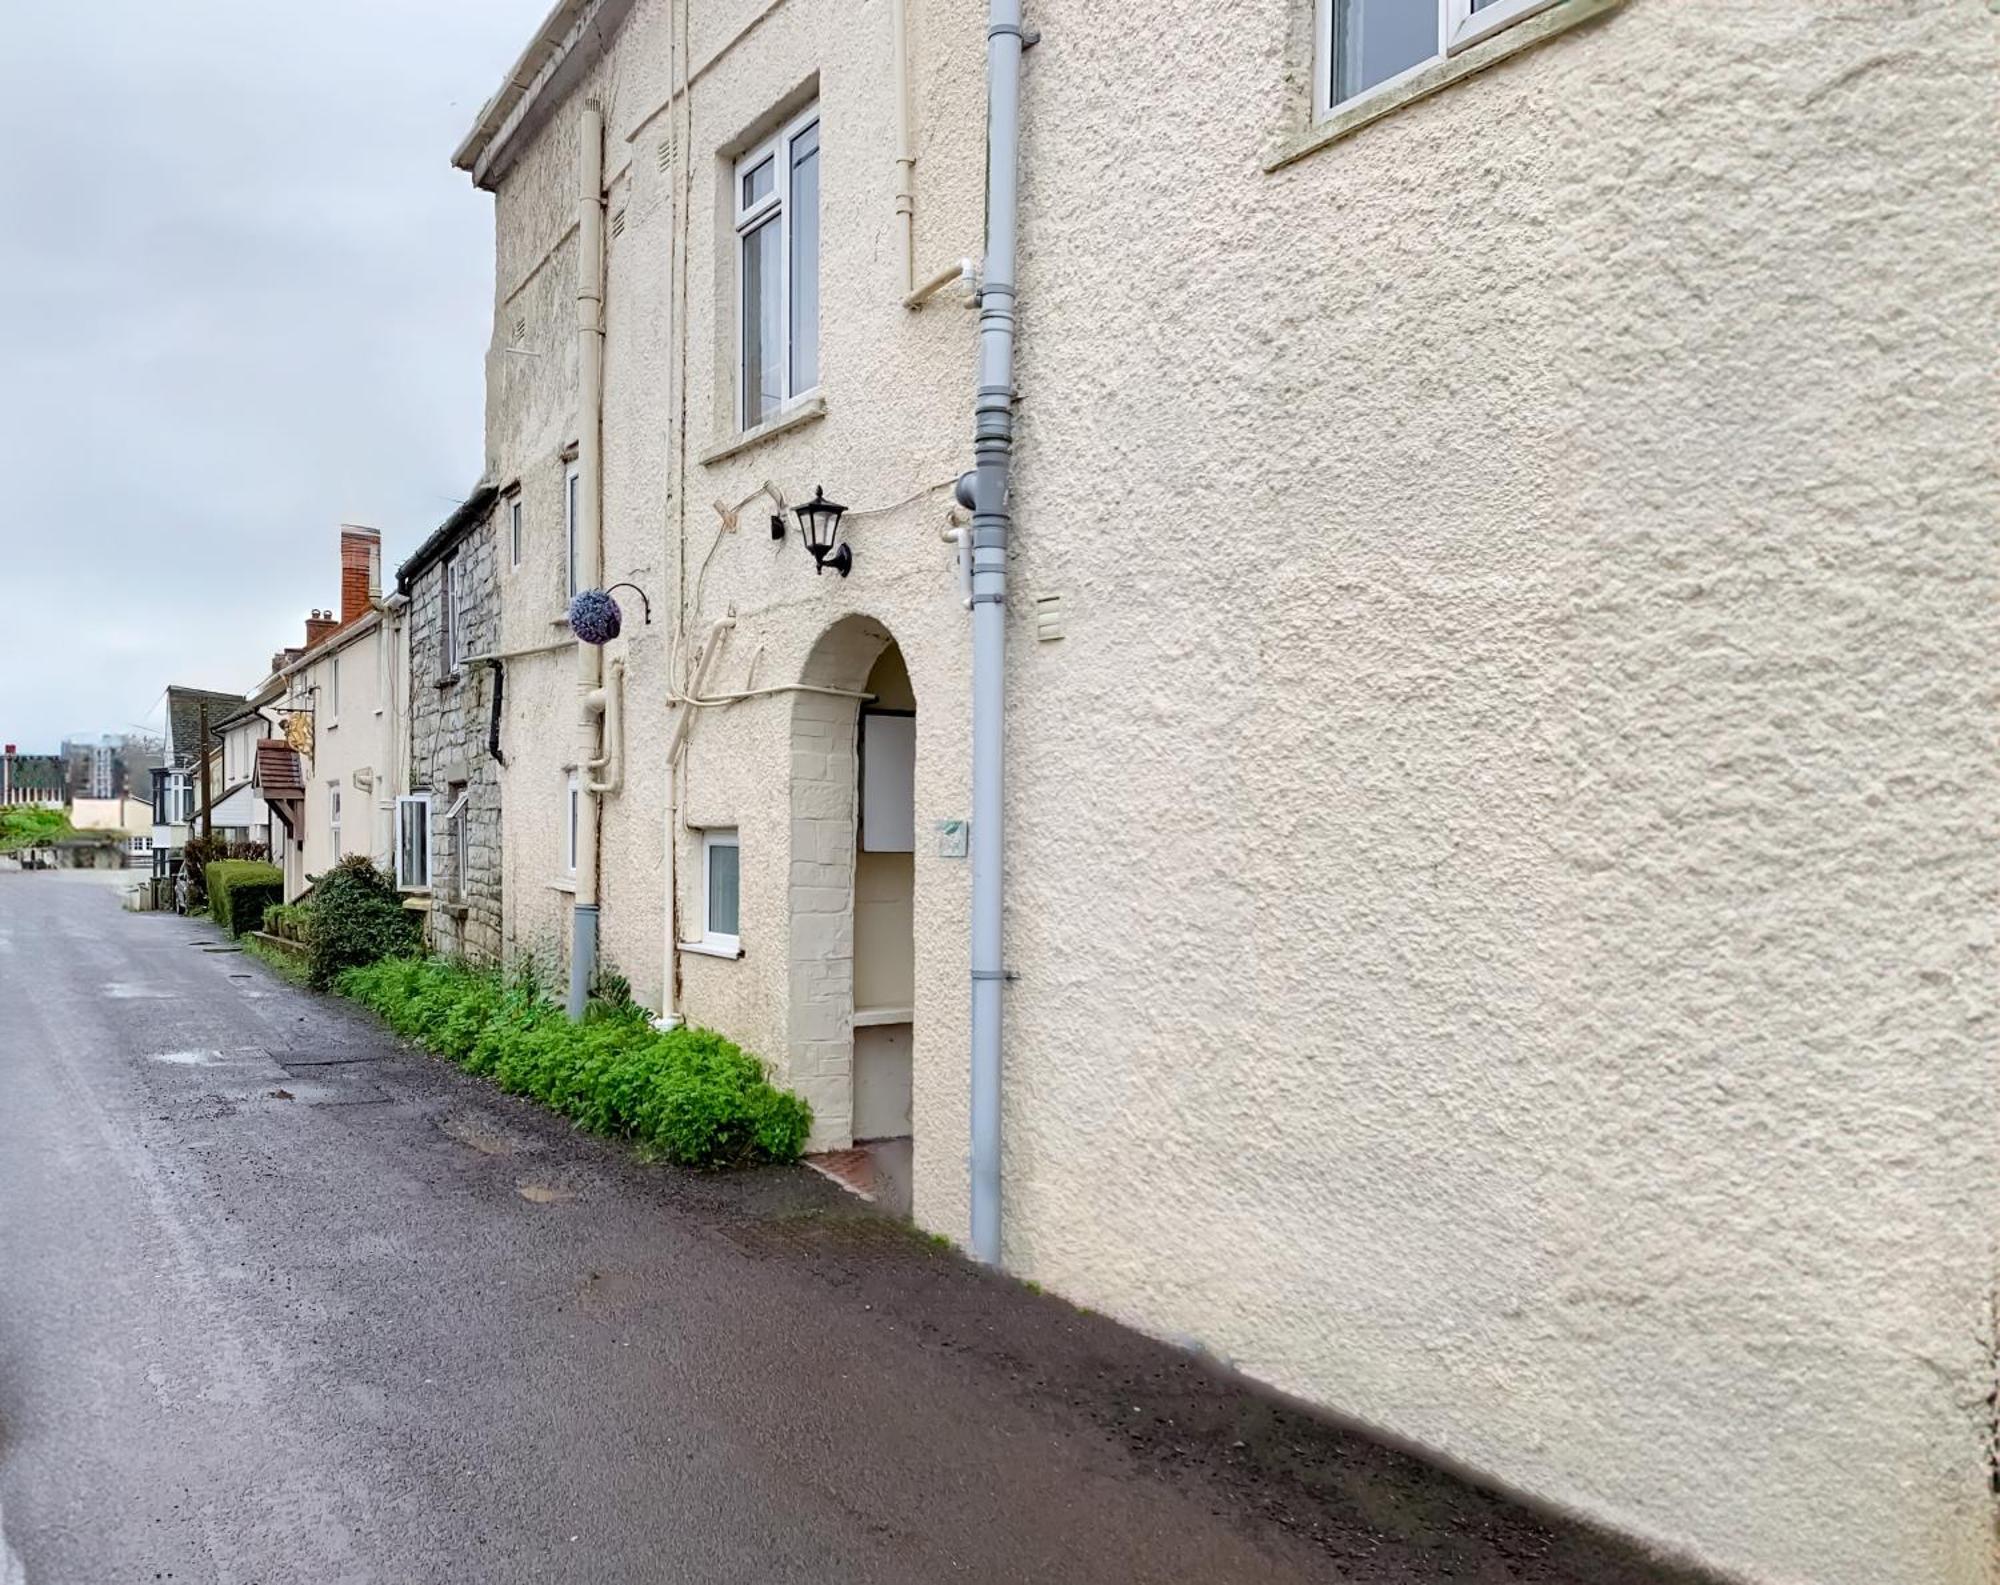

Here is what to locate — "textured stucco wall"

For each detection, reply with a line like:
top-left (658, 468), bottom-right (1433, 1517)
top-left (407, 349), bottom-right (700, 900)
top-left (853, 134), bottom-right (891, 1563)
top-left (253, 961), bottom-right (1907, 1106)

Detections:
top-left (464, 2), bottom-right (1996, 1581)
top-left (290, 619), bottom-right (395, 889)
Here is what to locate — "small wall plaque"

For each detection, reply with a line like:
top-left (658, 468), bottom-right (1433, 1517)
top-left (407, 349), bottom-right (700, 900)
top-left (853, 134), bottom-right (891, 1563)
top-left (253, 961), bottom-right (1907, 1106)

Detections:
top-left (934, 819), bottom-right (968, 859)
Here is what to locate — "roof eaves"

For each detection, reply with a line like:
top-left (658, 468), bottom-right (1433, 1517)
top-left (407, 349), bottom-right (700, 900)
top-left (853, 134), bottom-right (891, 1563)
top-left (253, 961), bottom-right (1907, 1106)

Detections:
top-left (451, 0), bottom-right (636, 190)
top-left (396, 485), bottom-right (500, 593)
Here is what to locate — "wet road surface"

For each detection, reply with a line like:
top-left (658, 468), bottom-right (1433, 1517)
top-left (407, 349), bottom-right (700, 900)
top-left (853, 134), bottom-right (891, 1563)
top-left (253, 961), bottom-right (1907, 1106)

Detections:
top-left (0, 875), bottom-right (1705, 1583)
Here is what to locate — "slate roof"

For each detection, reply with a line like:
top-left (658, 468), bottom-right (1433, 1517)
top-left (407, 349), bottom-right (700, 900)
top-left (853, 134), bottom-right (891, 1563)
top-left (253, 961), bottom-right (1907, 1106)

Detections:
top-left (164, 686), bottom-right (248, 764)
top-left (396, 485), bottom-right (499, 593)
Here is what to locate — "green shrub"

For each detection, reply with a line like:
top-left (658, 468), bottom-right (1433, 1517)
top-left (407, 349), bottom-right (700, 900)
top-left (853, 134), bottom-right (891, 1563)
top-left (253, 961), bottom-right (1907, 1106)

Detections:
top-left (261, 902), bottom-right (313, 944)
top-left (305, 855), bottom-right (421, 989)
top-left (206, 860), bottom-right (284, 937)
top-left (337, 957), bottom-right (812, 1167)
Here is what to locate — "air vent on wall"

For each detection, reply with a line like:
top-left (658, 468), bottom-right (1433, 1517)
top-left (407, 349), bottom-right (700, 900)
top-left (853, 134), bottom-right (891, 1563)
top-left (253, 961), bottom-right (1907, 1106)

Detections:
top-left (610, 207), bottom-right (627, 239)
top-left (510, 315), bottom-right (527, 345)
top-left (656, 132), bottom-right (678, 172)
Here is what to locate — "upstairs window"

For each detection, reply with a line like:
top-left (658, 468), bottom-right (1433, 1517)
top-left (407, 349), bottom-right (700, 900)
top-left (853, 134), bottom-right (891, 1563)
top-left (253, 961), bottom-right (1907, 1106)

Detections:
top-left (564, 463), bottom-right (581, 599)
top-left (1319, 0), bottom-right (1558, 114)
top-left (508, 491), bottom-right (523, 570)
top-left (329, 655), bottom-right (341, 723)
top-left (734, 105), bottom-right (820, 430)
top-left (441, 553), bottom-right (461, 676)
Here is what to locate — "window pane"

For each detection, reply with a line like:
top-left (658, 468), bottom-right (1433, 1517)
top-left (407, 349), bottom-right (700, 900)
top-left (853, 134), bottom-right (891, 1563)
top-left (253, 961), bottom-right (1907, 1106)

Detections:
top-left (1332, 0), bottom-right (1435, 105)
top-left (740, 217), bottom-right (783, 427)
top-left (789, 123), bottom-right (819, 395)
top-left (707, 840), bottom-right (739, 937)
top-left (741, 155), bottom-right (774, 210)
top-left (510, 499), bottom-right (522, 566)
top-left (566, 473), bottom-right (579, 595)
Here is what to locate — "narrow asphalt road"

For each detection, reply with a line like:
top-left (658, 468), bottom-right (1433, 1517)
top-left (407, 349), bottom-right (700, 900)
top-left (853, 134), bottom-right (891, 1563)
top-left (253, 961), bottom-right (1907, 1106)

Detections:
top-left (0, 874), bottom-right (1703, 1584)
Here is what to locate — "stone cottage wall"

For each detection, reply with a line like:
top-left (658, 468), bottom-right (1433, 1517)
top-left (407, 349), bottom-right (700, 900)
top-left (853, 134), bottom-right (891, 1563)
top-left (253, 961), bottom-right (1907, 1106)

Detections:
top-left (407, 515), bottom-right (502, 963)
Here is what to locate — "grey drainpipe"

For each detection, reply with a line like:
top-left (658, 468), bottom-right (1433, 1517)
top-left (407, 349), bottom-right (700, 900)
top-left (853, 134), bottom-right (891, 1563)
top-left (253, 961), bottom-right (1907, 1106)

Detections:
top-left (966, 0), bottom-right (1026, 1267)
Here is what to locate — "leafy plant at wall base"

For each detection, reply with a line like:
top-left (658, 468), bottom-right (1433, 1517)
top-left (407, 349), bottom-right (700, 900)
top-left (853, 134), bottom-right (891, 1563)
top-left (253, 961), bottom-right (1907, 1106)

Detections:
top-left (335, 957), bottom-right (811, 1167)
top-left (205, 860), bottom-right (284, 936)
top-left (304, 855), bottom-right (421, 989)
top-left (261, 903), bottom-right (313, 944)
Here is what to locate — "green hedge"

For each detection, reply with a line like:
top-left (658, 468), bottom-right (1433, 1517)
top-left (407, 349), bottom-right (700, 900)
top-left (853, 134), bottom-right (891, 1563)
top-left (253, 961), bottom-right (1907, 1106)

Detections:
top-left (206, 860), bottom-right (285, 937)
top-left (306, 856), bottom-right (421, 989)
top-left (337, 957), bottom-right (812, 1167)
top-left (262, 902), bottom-right (313, 944)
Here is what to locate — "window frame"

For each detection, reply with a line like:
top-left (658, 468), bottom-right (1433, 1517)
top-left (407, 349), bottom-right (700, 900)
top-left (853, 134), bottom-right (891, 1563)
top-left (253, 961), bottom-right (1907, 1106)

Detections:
top-left (1313, 0), bottom-right (1562, 120)
top-left (440, 553), bottom-right (461, 677)
top-left (328, 781), bottom-right (342, 854)
top-left (564, 463), bottom-right (581, 600)
top-left (444, 784), bottom-right (470, 902)
top-left (507, 490), bottom-right (523, 571)
top-left (328, 655), bottom-right (341, 724)
top-left (732, 103), bottom-right (821, 433)
top-left (395, 792), bottom-right (432, 892)
top-left (700, 827), bottom-right (741, 954)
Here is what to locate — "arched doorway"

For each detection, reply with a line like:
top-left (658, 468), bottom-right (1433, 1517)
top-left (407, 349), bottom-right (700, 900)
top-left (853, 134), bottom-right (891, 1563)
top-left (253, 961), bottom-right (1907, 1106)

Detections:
top-left (789, 618), bottom-right (915, 1216)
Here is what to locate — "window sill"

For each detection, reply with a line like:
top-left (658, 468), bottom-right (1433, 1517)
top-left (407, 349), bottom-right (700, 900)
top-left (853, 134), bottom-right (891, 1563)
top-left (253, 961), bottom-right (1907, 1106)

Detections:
top-left (1263, 0), bottom-right (1626, 173)
top-left (698, 394), bottom-right (826, 467)
top-left (549, 876), bottom-right (577, 894)
top-left (401, 893), bottom-right (432, 912)
top-left (852, 1005), bottom-right (913, 1028)
top-left (678, 938), bottom-right (744, 961)
top-left (435, 673), bottom-right (461, 691)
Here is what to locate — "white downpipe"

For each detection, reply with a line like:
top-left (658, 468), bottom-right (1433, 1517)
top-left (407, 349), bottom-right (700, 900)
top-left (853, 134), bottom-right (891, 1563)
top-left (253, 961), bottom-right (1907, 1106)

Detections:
top-left (891, 0), bottom-right (915, 296)
top-left (568, 102), bottom-right (607, 1020)
top-left (587, 657), bottom-right (625, 795)
top-left (967, 0), bottom-right (1024, 1266)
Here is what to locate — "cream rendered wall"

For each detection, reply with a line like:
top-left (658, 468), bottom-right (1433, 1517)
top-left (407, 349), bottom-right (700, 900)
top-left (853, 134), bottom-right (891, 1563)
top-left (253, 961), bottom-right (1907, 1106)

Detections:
top-left (289, 618), bottom-right (394, 892)
top-left (976, 4), bottom-right (1994, 1585)
top-left (481, 0), bottom-right (987, 1091)
top-left (466, 2), bottom-right (1994, 1582)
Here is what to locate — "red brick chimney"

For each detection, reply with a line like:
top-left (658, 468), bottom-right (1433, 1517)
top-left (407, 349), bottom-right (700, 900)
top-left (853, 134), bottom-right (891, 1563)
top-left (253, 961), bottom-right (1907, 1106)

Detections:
top-left (304, 609), bottom-right (337, 648)
top-left (340, 525), bottom-right (381, 626)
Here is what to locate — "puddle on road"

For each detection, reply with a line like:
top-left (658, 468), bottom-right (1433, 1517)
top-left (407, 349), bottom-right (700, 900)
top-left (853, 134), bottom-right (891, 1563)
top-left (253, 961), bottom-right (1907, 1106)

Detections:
top-left (441, 1116), bottom-right (523, 1156)
top-left (104, 982), bottom-right (173, 999)
top-left (152, 1049), bottom-right (225, 1066)
top-left (517, 1183), bottom-right (579, 1205)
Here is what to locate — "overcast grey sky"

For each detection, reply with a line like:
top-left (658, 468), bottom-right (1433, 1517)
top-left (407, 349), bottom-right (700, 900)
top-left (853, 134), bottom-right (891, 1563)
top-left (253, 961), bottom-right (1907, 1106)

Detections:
top-left (0, 1), bottom-right (549, 749)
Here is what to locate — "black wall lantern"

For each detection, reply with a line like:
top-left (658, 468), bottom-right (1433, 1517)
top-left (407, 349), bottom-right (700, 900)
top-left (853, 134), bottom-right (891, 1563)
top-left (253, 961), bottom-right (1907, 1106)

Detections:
top-left (794, 486), bottom-right (852, 577)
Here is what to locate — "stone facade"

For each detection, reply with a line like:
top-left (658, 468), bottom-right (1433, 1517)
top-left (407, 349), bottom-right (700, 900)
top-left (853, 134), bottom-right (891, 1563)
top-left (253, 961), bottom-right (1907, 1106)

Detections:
top-left (404, 510), bottom-right (502, 963)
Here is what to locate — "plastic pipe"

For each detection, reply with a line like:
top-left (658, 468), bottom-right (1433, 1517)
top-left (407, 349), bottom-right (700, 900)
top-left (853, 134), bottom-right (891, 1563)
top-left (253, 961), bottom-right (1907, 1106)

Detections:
top-left (568, 103), bottom-right (607, 1020)
top-left (891, 0), bottom-right (915, 295)
top-left (967, 0), bottom-right (1024, 1267)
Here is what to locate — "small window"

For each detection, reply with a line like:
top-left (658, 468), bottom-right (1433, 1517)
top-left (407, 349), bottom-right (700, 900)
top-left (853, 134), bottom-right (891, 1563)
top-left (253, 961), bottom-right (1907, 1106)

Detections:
top-left (445, 783), bottom-right (469, 901)
top-left (328, 782), bottom-right (342, 853)
top-left (1318, 0), bottom-right (1559, 114)
top-left (329, 655), bottom-right (341, 722)
top-left (565, 771), bottom-right (580, 875)
top-left (440, 554), bottom-right (460, 675)
top-left (396, 793), bottom-right (431, 891)
top-left (734, 105), bottom-right (820, 430)
top-left (508, 492), bottom-right (523, 570)
top-left (701, 828), bottom-right (740, 951)
top-left (564, 465), bottom-right (581, 599)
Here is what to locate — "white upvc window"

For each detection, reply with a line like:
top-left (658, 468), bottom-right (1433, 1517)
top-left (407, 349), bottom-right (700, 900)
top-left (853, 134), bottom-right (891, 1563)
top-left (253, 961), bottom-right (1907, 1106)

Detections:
top-left (733, 105), bottom-right (820, 431)
top-left (701, 828), bottom-right (740, 953)
top-left (329, 655), bottom-right (341, 724)
top-left (1316, 0), bottom-right (1560, 116)
top-left (508, 491), bottom-right (523, 570)
top-left (564, 464), bottom-right (581, 599)
top-left (395, 793), bottom-right (432, 891)
top-left (565, 771), bottom-right (580, 875)
top-left (444, 783), bottom-right (470, 902)
top-left (441, 553), bottom-right (464, 676)
top-left (328, 782), bottom-right (342, 853)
